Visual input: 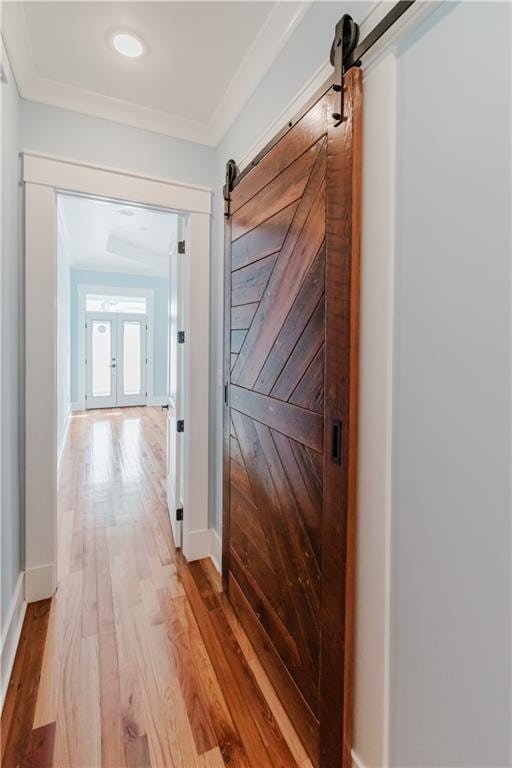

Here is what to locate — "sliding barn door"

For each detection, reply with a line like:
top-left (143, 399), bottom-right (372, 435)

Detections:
top-left (223, 70), bottom-right (361, 768)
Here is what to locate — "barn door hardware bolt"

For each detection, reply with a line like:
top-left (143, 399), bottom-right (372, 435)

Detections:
top-left (330, 14), bottom-right (359, 127)
top-left (223, 159), bottom-right (237, 218)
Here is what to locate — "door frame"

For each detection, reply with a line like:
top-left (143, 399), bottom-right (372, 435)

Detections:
top-left (23, 151), bottom-right (211, 602)
top-left (76, 283), bottom-right (155, 410)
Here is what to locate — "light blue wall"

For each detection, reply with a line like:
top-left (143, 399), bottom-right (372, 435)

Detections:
top-left (70, 270), bottom-right (169, 402)
top-left (1, 44), bottom-right (23, 631)
top-left (390, 2), bottom-right (511, 765)
top-left (21, 99), bottom-right (215, 189)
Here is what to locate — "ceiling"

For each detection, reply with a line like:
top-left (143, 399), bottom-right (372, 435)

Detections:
top-left (58, 194), bottom-right (176, 276)
top-left (2, 1), bottom-right (310, 145)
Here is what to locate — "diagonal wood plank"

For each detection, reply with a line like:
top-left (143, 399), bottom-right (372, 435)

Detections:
top-left (232, 140), bottom-right (326, 388)
top-left (254, 245), bottom-right (325, 395)
top-left (231, 253), bottom-right (277, 307)
top-left (230, 98), bottom-right (328, 215)
top-left (230, 385), bottom-right (322, 453)
top-left (231, 138), bottom-right (323, 242)
top-left (271, 297), bottom-right (324, 402)
top-left (289, 345), bottom-right (325, 414)
top-left (231, 303), bottom-right (258, 331)
top-left (231, 201), bottom-right (298, 272)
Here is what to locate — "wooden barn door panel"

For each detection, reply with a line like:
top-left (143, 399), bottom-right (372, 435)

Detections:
top-left (223, 69), bottom-right (362, 768)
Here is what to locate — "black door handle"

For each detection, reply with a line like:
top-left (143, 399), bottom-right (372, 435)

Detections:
top-left (161, 403), bottom-right (169, 410)
top-left (331, 419), bottom-right (342, 464)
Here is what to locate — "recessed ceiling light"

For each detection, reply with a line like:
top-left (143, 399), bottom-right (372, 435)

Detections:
top-left (112, 32), bottom-right (144, 59)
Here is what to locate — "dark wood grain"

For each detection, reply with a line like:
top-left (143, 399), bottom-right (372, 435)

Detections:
top-left (231, 303), bottom-right (258, 331)
top-left (231, 139), bottom-right (323, 242)
top-left (230, 384), bottom-right (323, 453)
top-left (223, 76), bottom-right (361, 768)
top-left (23, 722), bottom-right (56, 768)
top-left (231, 253), bottom-right (277, 307)
top-left (231, 202), bottom-right (298, 272)
top-left (230, 98), bottom-right (327, 215)
top-left (1, 600), bottom-right (51, 768)
top-left (319, 71), bottom-right (362, 768)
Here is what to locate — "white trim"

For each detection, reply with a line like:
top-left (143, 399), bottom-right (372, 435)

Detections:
top-left (57, 405), bottom-right (71, 475)
top-left (147, 395), bottom-right (166, 407)
top-left (71, 401), bottom-right (83, 413)
top-left (351, 749), bottom-right (366, 768)
top-left (208, 2), bottom-right (311, 145)
top-left (25, 564), bottom-right (55, 603)
top-left (22, 153), bottom-right (211, 215)
top-left (184, 528), bottom-right (213, 563)
top-left (76, 284), bottom-right (155, 409)
top-left (3, 2), bottom-right (310, 146)
top-left (0, 573), bottom-right (27, 711)
top-left (22, 150), bottom-right (212, 195)
top-left (24, 154), bottom-right (210, 602)
top-left (210, 528), bottom-right (222, 575)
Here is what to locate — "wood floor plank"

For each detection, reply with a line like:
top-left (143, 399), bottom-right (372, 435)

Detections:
top-left (3, 407), bottom-right (308, 768)
top-left (1, 601), bottom-right (51, 768)
top-left (23, 722), bottom-right (56, 768)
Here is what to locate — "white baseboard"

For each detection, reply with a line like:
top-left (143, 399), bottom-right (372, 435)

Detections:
top-left (210, 528), bottom-right (222, 574)
top-left (147, 395), bottom-right (167, 407)
top-left (57, 406), bottom-right (71, 474)
top-left (25, 563), bottom-right (55, 603)
top-left (351, 749), bottom-right (366, 768)
top-left (183, 528), bottom-right (213, 562)
top-left (183, 527), bottom-right (222, 572)
top-left (71, 401), bottom-right (85, 412)
top-left (1, 572), bottom-right (27, 710)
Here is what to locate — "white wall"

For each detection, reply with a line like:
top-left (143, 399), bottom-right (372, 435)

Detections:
top-left (389, 3), bottom-right (511, 765)
top-left (56, 205), bottom-right (71, 462)
top-left (0, 38), bottom-right (23, 631)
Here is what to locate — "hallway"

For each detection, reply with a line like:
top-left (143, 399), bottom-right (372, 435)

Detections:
top-left (1, 408), bottom-right (310, 768)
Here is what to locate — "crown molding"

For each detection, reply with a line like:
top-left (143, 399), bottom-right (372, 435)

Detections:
top-left (2, 1), bottom-right (311, 147)
top-left (207, 1), bottom-right (311, 145)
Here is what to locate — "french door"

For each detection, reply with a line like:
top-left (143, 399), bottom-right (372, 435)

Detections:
top-left (86, 312), bottom-right (147, 408)
top-left (223, 70), bottom-right (362, 768)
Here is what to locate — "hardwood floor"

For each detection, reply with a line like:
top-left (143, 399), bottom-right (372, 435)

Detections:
top-left (1, 407), bottom-right (311, 768)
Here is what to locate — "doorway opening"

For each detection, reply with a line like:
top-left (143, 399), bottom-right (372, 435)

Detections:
top-left (55, 190), bottom-right (187, 557)
top-left (24, 152), bottom-right (211, 603)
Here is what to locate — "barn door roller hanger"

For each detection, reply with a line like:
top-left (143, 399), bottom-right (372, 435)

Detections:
top-left (223, 0), bottom-right (416, 212)
top-left (331, 0), bottom-right (416, 125)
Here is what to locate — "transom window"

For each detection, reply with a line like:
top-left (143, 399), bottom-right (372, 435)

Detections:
top-left (86, 293), bottom-right (147, 314)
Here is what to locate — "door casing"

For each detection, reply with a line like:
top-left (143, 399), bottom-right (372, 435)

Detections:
top-left (23, 152), bottom-right (211, 602)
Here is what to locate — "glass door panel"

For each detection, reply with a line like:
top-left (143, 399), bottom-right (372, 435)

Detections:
top-left (86, 312), bottom-right (117, 409)
top-left (116, 314), bottom-right (147, 407)
top-left (92, 320), bottom-right (113, 397)
top-left (122, 321), bottom-right (142, 396)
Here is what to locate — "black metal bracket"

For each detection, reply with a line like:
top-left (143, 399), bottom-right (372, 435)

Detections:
top-left (330, 14), bottom-right (360, 127)
top-left (177, 419), bottom-right (184, 433)
top-left (223, 159), bottom-right (237, 218)
top-left (177, 331), bottom-right (185, 344)
top-left (176, 508), bottom-right (183, 522)
top-left (178, 240), bottom-right (185, 254)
